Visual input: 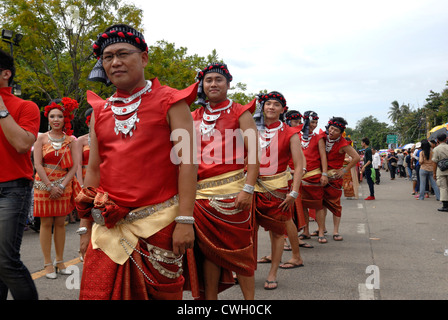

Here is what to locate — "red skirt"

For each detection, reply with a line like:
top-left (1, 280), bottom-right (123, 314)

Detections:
top-left (255, 190), bottom-right (291, 235)
top-left (300, 174), bottom-right (324, 210)
top-left (79, 222), bottom-right (190, 300)
top-left (193, 198), bottom-right (256, 296)
top-left (323, 179), bottom-right (343, 217)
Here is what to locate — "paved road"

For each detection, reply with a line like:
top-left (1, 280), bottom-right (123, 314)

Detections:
top-left (11, 174), bottom-right (448, 300)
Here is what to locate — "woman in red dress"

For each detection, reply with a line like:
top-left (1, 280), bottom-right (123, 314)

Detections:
top-left (33, 98), bottom-right (80, 279)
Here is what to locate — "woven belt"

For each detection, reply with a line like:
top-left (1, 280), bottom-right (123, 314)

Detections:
top-left (43, 163), bottom-right (67, 171)
top-left (197, 171), bottom-right (245, 191)
top-left (91, 195), bottom-right (179, 226)
top-left (258, 171), bottom-right (288, 182)
top-left (33, 177), bottom-right (65, 191)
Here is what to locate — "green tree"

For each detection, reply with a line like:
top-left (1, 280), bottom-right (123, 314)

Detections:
top-left (1, 0), bottom-right (143, 133)
top-left (354, 116), bottom-right (391, 150)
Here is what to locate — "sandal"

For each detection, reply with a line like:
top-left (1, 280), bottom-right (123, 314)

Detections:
top-left (298, 234), bottom-right (311, 240)
top-left (279, 262), bottom-right (304, 269)
top-left (333, 234), bottom-right (343, 241)
top-left (283, 243), bottom-right (292, 251)
top-left (264, 280), bottom-right (278, 290)
top-left (310, 230), bottom-right (327, 237)
top-left (299, 242), bottom-right (314, 248)
top-left (318, 236), bottom-right (327, 244)
top-left (257, 256), bottom-right (272, 264)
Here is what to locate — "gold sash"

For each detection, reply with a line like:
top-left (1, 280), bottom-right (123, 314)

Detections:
top-left (91, 197), bottom-right (178, 265)
top-left (196, 169), bottom-right (246, 199)
top-left (255, 171), bottom-right (292, 193)
top-left (303, 168), bottom-right (322, 180)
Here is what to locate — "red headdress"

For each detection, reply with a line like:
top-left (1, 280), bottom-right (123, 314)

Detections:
top-left (44, 97), bottom-right (79, 136)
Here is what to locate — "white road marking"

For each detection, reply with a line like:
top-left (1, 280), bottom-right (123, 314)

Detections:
top-left (357, 223), bottom-right (366, 234)
top-left (358, 283), bottom-right (375, 300)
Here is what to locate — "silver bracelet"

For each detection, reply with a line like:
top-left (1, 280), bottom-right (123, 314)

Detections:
top-left (76, 227), bottom-right (88, 235)
top-left (58, 183), bottom-right (65, 190)
top-left (322, 172), bottom-right (328, 177)
top-left (289, 191), bottom-right (299, 199)
top-left (242, 184), bottom-right (255, 194)
top-left (174, 216), bottom-right (195, 225)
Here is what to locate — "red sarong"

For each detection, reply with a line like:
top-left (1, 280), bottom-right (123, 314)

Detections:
top-left (322, 179), bottom-right (343, 217)
top-left (300, 174), bottom-right (324, 210)
top-left (255, 190), bottom-right (291, 235)
top-left (79, 222), bottom-right (191, 300)
top-left (193, 198), bottom-right (256, 296)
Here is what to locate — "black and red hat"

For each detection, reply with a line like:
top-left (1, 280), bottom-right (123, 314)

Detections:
top-left (195, 62), bottom-right (233, 107)
top-left (88, 24), bottom-right (148, 86)
top-left (257, 91), bottom-right (287, 109)
top-left (92, 24), bottom-right (148, 60)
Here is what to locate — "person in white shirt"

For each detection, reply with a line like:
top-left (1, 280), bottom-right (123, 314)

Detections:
top-left (372, 148), bottom-right (381, 185)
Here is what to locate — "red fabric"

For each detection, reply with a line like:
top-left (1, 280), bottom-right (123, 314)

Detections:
top-left (293, 194), bottom-right (307, 231)
top-left (34, 137), bottom-right (80, 217)
top-left (255, 190), bottom-right (290, 235)
top-left (259, 122), bottom-right (297, 176)
top-left (80, 222), bottom-right (187, 300)
top-left (0, 87), bottom-right (40, 183)
top-left (322, 133), bottom-right (349, 217)
top-left (323, 179), bottom-right (343, 217)
top-left (87, 79), bottom-right (198, 208)
top-left (193, 198), bottom-right (256, 297)
top-left (325, 134), bottom-right (350, 170)
top-left (74, 187), bottom-right (129, 229)
top-left (191, 99), bottom-right (256, 180)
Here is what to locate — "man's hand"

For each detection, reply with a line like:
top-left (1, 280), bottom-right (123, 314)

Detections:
top-left (279, 194), bottom-right (295, 212)
top-left (172, 223), bottom-right (195, 256)
top-left (234, 190), bottom-right (253, 211)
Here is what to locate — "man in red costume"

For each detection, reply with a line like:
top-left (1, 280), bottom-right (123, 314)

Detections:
top-left (253, 92), bottom-right (304, 290)
top-left (316, 117), bottom-right (359, 243)
top-left (192, 63), bottom-right (259, 300)
top-left (75, 24), bottom-right (198, 300)
top-left (297, 111), bottom-right (327, 241)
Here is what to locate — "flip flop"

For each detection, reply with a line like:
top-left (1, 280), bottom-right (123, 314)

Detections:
top-left (298, 234), bottom-right (311, 240)
top-left (279, 262), bottom-right (304, 269)
top-left (333, 234), bottom-right (343, 241)
top-left (299, 242), bottom-right (314, 248)
top-left (310, 230), bottom-right (328, 237)
top-left (264, 280), bottom-right (278, 290)
top-left (318, 236), bottom-right (328, 244)
top-left (257, 256), bottom-right (272, 264)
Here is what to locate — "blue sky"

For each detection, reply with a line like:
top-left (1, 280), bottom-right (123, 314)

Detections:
top-left (130, 0), bottom-right (448, 131)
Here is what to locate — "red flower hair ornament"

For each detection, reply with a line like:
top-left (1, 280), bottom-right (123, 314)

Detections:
top-left (44, 97), bottom-right (79, 136)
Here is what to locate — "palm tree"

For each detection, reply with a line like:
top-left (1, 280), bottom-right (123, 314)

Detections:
top-left (388, 101), bottom-right (401, 124)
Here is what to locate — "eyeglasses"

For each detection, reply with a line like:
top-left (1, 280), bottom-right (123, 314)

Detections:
top-left (100, 50), bottom-right (142, 63)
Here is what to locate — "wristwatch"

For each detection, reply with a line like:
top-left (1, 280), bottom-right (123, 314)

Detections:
top-left (0, 110), bottom-right (10, 119)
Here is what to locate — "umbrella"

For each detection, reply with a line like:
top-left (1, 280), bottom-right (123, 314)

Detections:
top-left (429, 127), bottom-right (448, 142)
top-left (430, 123), bottom-right (448, 133)
top-left (402, 143), bottom-right (415, 150)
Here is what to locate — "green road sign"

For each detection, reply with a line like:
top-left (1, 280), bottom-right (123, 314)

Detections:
top-left (386, 135), bottom-right (398, 144)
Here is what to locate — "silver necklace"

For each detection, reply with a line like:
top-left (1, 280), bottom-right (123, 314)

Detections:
top-left (200, 99), bottom-right (233, 136)
top-left (326, 136), bottom-right (341, 153)
top-left (301, 132), bottom-right (315, 149)
top-left (104, 80), bottom-right (152, 137)
top-left (48, 132), bottom-right (66, 156)
top-left (259, 122), bottom-right (284, 149)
